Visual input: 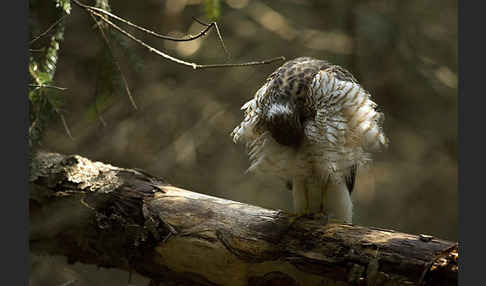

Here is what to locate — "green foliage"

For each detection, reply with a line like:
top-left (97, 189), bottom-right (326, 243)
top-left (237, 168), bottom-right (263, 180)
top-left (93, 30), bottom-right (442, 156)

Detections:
top-left (29, 0), bottom-right (69, 149)
top-left (84, 46), bottom-right (122, 122)
top-left (28, 59), bottom-right (65, 149)
top-left (29, 0), bottom-right (225, 149)
top-left (113, 28), bottom-right (144, 74)
top-left (55, 0), bottom-right (71, 14)
top-left (205, 0), bottom-right (221, 21)
top-left (95, 0), bottom-right (110, 11)
top-left (83, 0), bottom-right (145, 121)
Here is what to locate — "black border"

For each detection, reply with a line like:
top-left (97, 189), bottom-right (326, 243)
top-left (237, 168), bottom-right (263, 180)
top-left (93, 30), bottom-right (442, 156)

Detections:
top-left (3, 0), bottom-right (29, 284)
top-left (459, 1), bottom-right (478, 285)
top-left (457, 0), bottom-right (462, 283)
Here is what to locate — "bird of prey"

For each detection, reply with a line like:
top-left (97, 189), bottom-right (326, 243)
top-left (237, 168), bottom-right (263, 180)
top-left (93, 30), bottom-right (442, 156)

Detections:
top-left (231, 57), bottom-right (388, 223)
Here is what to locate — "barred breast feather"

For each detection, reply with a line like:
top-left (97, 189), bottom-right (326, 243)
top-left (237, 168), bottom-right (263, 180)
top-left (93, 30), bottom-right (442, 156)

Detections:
top-left (311, 68), bottom-right (388, 152)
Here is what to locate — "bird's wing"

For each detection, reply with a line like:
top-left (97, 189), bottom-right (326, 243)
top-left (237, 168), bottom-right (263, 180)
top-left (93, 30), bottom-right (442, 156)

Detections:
top-left (306, 67), bottom-right (388, 179)
top-left (231, 82), bottom-right (270, 144)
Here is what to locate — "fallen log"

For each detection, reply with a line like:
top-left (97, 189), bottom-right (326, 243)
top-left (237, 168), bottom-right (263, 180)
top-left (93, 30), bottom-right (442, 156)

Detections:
top-left (29, 151), bottom-right (458, 286)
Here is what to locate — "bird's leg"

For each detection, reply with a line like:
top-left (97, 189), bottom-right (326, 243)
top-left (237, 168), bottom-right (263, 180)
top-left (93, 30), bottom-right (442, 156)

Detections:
top-left (292, 176), bottom-right (327, 218)
top-left (323, 179), bottom-right (353, 223)
top-left (292, 177), bottom-right (308, 215)
top-left (307, 177), bottom-right (325, 213)
top-left (292, 175), bottom-right (352, 223)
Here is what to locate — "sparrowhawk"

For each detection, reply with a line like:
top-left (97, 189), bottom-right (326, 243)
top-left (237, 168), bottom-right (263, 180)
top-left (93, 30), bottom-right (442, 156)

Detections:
top-left (231, 57), bottom-right (388, 223)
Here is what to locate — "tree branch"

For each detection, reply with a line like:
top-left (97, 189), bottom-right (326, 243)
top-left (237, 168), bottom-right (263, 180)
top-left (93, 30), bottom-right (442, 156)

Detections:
top-left (29, 152), bottom-right (458, 286)
top-left (73, 0), bottom-right (214, 42)
top-left (30, 15), bottom-right (68, 45)
top-left (71, 0), bottom-right (285, 69)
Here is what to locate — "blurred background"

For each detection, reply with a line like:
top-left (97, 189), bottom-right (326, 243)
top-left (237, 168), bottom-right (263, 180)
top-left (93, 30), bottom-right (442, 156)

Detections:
top-left (30, 0), bottom-right (457, 284)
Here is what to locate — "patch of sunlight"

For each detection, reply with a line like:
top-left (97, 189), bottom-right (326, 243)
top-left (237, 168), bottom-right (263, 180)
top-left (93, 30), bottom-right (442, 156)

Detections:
top-left (226, 0), bottom-right (249, 9)
top-left (435, 66), bottom-right (457, 89)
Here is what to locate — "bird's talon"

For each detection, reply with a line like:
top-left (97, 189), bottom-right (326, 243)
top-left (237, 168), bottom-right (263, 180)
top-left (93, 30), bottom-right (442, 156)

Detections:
top-left (293, 212), bottom-right (329, 224)
top-left (327, 217), bottom-right (351, 224)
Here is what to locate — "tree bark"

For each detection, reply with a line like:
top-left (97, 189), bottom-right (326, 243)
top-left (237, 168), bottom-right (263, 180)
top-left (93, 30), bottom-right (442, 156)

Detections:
top-left (29, 151), bottom-right (458, 286)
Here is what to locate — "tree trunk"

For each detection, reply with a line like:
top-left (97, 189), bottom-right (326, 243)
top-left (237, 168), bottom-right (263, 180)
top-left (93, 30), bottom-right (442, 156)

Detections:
top-left (29, 151), bottom-right (458, 286)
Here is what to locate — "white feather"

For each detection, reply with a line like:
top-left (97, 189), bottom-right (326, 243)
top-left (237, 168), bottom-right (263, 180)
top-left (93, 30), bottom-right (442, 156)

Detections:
top-left (231, 60), bottom-right (387, 222)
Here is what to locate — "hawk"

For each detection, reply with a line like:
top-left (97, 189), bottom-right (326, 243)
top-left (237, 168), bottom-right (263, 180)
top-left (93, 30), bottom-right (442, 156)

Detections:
top-left (231, 57), bottom-right (388, 223)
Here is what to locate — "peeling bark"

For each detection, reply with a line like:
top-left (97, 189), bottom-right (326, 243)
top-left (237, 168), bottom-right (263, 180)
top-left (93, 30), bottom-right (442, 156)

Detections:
top-left (29, 151), bottom-right (458, 286)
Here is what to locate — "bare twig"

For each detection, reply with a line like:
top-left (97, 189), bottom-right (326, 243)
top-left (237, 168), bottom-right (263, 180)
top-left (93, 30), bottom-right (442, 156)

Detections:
top-left (29, 84), bottom-right (74, 140)
top-left (128, 266), bottom-right (133, 284)
top-left (90, 8), bottom-right (284, 69)
top-left (213, 23), bottom-right (231, 61)
top-left (89, 13), bottom-right (138, 110)
top-left (190, 56), bottom-right (286, 69)
top-left (29, 48), bottom-right (46, 53)
top-left (72, 0), bottom-right (285, 69)
top-left (98, 114), bottom-right (107, 127)
top-left (80, 7), bottom-right (200, 68)
top-left (193, 17), bottom-right (231, 61)
top-left (58, 279), bottom-right (76, 286)
top-left (59, 113), bottom-right (74, 140)
top-left (29, 84), bottom-right (68, 91)
top-left (73, 0), bottom-right (213, 42)
top-left (30, 15), bottom-right (68, 45)
top-left (40, 87), bottom-right (75, 141)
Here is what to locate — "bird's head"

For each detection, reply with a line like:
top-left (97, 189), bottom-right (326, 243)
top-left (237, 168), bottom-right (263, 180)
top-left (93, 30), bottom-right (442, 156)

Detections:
top-left (262, 58), bottom-right (325, 148)
top-left (264, 96), bottom-right (304, 147)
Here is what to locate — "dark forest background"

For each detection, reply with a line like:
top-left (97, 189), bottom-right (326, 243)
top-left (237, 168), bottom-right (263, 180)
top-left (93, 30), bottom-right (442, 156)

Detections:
top-left (29, 0), bottom-right (457, 285)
